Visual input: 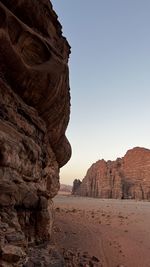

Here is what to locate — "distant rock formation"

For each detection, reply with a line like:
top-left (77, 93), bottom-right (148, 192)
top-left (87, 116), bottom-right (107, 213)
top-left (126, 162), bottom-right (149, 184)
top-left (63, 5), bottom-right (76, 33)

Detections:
top-left (59, 184), bottom-right (72, 193)
top-left (72, 179), bottom-right (82, 195)
top-left (72, 148), bottom-right (150, 200)
top-left (0, 0), bottom-right (71, 266)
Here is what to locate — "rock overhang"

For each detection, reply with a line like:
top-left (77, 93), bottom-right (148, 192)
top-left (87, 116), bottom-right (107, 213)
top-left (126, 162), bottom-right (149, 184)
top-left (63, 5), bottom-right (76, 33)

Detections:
top-left (0, 0), bottom-right (71, 167)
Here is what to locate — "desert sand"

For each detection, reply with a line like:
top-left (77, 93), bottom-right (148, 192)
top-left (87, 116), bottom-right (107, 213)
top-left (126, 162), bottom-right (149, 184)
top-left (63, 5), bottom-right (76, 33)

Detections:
top-left (53, 195), bottom-right (150, 267)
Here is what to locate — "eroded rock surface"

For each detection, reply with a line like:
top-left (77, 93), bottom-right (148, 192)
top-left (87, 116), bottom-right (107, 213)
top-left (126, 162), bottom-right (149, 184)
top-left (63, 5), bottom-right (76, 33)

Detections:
top-left (73, 148), bottom-right (150, 200)
top-left (0, 1), bottom-right (71, 266)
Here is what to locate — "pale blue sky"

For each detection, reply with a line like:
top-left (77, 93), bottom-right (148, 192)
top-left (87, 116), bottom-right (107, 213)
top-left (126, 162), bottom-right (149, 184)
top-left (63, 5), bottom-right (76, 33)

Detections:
top-left (51, 0), bottom-right (150, 185)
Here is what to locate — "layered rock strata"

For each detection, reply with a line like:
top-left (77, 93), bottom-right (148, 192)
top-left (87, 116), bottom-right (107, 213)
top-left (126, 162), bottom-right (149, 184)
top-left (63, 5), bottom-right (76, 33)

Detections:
top-left (0, 1), bottom-right (71, 266)
top-left (73, 148), bottom-right (150, 200)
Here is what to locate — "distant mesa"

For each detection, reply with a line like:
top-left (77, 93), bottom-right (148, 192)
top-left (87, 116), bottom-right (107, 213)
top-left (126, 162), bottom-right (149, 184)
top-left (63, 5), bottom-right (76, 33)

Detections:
top-left (59, 184), bottom-right (72, 195)
top-left (72, 147), bottom-right (150, 200)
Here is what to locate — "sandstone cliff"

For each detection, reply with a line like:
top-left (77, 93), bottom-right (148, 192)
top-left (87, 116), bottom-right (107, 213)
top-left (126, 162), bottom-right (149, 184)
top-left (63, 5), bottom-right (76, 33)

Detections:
top-left (73, 148), bottom-right (150, 200)
top-left (0, 1), bottom-right (71, 266)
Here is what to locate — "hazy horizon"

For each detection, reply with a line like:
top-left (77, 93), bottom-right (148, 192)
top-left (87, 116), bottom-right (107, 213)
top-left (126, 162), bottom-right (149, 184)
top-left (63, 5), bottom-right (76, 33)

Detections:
top-left (52, 0), bottom-right (150, 186)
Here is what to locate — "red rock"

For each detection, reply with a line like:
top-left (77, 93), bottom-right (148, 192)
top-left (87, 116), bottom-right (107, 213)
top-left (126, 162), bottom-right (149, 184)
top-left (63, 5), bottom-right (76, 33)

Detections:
top-left (73, 147), bottom-right (150, 200)
top-left (1, 244), bottom-right (26, 263)
top-left (0, 0), bottom-right (71, 265)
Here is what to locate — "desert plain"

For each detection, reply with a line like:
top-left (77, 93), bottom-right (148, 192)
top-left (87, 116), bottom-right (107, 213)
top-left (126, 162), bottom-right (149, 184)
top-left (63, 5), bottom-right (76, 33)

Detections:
top-left (53, 195), bottom-right (150, 267)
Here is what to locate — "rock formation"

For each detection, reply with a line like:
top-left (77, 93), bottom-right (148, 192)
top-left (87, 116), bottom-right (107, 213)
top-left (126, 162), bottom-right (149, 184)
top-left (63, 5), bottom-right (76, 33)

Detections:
top-left (59, 184), bottom-right (72, 194)
top-left (72, 179), bottom-right (82, 195)
top-left (73, 147), bottom-right (150, 200)
top-left (0, 1), bottom-right (71, 266)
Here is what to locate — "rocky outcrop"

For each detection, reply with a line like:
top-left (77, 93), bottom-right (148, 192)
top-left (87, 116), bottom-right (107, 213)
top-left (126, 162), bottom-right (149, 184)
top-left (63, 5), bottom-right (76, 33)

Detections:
top-left (72, 179), bottom-right (82, 195)
top-left (0, 1), bottom-right (71, 266)
top-left (73, 147), bottom-right (150, 200)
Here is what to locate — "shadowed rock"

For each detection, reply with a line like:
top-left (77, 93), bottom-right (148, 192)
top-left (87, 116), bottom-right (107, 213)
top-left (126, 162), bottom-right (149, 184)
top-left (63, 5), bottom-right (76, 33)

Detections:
top-left (72, 179), bottom-right (82, 195)
top-left (0, 1), bottom-right (71, 266)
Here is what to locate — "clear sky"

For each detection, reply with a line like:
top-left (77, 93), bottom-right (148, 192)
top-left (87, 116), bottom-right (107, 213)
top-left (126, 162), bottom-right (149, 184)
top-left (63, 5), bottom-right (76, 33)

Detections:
top-left (51, 0), bottom-right (150, 185)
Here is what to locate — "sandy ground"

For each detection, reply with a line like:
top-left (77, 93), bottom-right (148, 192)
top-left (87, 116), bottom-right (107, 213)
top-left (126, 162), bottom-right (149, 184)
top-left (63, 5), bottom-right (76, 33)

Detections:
top-left (53, 195), bottom-right (150, 267)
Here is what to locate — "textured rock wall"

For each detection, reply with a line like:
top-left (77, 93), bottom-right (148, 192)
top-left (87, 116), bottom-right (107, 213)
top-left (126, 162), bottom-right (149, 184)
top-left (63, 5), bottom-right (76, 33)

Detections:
top-left (0, 1), bottom-right (71, 266)
top-left (73, 148), bottom-right (150, 200)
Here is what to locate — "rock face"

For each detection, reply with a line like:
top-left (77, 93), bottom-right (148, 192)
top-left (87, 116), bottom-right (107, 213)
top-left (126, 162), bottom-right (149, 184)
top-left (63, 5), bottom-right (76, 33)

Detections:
top-left (0, 1), bottom-right (71, 266)
top-left (72, 179), bottom-right (82, 195)
top-left (73, 148), bottom-right (150, 200)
